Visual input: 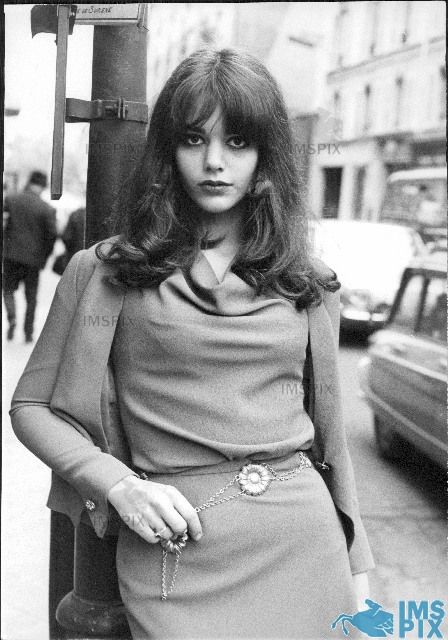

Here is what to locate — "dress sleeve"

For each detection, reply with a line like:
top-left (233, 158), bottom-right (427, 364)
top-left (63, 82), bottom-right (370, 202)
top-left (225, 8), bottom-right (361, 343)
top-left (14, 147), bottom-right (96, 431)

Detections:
top-left (9, 250), bottom-right (136, 537)
top-left (321, 287), bottom-right (375, 575)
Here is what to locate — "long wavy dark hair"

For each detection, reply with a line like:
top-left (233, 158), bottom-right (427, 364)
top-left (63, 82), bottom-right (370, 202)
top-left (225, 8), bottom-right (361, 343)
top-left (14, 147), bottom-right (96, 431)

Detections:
top-left (96, 48), bottom-right (338, 308)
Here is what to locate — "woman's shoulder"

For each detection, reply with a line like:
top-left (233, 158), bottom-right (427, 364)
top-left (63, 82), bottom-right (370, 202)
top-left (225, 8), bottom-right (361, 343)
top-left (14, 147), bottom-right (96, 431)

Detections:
top-left (64, 235), bottom-right (121, 293)
top-left (72, 235), bottom-right (121, 268)
top-left (309, 256), bottom-right (340, 292)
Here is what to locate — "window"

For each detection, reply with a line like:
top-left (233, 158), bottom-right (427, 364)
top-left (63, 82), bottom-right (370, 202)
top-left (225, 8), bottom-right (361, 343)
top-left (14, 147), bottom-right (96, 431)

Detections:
top-left (392, 274), bottom-right (425, 332)
top-left (394, 77), bottom-right (404, 127)
top-left (419, 277), bottom-right (447, 341)
top-left (334, 91), bottom-right (340, 120)
top-left (401, 1), bottom-right (412, 44)
top-left (363, 85), bottom-right (371, 132)
top-left (440, 67), bottom-right (446, 121)
top-left (352, 166), bottom-right (366, 219)
top-left (335, 7), bottom-right (348, 67)
top-left (333, 92), bottom-right (343, 138)
top-left (368, 1), bottom-right (379, 55)
top-left (180, 36), bottom-right (188, 58)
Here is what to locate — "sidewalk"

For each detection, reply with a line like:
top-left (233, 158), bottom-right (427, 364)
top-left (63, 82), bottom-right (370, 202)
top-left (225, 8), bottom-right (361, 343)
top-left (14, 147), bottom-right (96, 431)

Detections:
top-left (2, 257), bottom-right (62, 640)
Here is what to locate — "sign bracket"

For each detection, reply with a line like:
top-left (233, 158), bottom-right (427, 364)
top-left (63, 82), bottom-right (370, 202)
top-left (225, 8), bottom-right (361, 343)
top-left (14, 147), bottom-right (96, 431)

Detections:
top-left (65, 97), bottom-right (148, 123)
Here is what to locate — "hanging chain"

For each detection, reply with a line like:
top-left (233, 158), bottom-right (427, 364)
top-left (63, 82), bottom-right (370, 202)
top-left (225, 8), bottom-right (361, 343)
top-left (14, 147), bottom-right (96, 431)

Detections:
top-left (262, 453), bottom-right (312, 482)
top-left (194, 474), bottom-right (244, 511)
top-left (161, 548), bottom-right (182, 600)
top-left (157, 451), bottom-right (312, 600)
top-left (160, 474), bottom-right (244, 600)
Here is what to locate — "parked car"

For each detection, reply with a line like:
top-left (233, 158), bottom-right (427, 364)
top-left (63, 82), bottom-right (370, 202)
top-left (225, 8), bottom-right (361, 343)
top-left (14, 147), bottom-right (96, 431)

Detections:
top-left (311, 220), bottom-right (425, 335)
top-left (379, 167), bottom-right (447, 245)
top-left (359, 250), bottom-right (447, 466)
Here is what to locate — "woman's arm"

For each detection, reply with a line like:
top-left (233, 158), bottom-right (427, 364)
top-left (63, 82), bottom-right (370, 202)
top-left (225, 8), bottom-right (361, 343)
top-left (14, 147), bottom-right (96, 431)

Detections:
top-left (10, 249), bottom-right (202, 542)
top-left (10, 250), bottom-right (137, 525)
top-left (318, 279), bottom-right (374, 591)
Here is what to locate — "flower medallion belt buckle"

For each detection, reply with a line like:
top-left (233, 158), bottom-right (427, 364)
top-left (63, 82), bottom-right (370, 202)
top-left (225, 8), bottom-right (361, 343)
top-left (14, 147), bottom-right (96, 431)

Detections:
top-left (238, 463), bottom-right (272, 496)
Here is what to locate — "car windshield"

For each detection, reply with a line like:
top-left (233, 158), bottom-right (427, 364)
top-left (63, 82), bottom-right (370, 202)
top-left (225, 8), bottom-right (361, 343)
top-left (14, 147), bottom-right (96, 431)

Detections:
top-left (381, 178), bottom-right (447, 228)
top-left (312, 222), bottom-right (422, 299)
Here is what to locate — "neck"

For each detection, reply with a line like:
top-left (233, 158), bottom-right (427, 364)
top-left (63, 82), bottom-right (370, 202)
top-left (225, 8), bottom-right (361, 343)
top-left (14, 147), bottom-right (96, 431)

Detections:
top-left (198, 202), bottom-right (245, 256)
top-left (27, 184), bottom-right (43, 196)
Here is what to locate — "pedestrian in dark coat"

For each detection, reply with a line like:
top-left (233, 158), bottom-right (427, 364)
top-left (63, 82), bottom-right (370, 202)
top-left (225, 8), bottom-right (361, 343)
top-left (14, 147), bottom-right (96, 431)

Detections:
top-left (62, 207), bottom-right (85, 260)
top-left (3, 170), bottom-right (57, 342)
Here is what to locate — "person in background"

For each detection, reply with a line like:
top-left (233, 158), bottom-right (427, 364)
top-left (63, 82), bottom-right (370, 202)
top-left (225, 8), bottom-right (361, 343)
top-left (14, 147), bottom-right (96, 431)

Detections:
top-left (3, 179), bottom-right (10, 231)
top-left (52, 206), bottom-right (86, 276)
top-left (415, 184), bottom-right (442, 243)
top-left (62, 206), bottom-right (85, 260)
top-left (3, 170), bottom-right (57, 342)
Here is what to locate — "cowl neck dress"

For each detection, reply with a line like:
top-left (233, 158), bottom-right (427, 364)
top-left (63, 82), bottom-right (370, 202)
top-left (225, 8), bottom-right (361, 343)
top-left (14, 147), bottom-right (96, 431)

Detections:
top-left (112, 251), bottom-right (357, 639)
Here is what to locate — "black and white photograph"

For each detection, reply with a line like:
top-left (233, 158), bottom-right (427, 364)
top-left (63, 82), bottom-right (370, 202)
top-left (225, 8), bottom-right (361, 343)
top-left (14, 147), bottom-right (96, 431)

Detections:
top-left (2, 2), bottom-right (447, 639)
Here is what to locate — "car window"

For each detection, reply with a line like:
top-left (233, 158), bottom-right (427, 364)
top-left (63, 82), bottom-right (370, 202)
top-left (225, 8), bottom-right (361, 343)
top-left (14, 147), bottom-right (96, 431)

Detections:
top-left (392, 275), bottom-right (425, 331)
top-left (419, 277), bottom-right (447, 342)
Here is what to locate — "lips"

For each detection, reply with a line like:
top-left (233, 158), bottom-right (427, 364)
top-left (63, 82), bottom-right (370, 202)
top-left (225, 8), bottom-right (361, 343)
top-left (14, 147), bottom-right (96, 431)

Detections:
top-left (199, 180), bottom-right (232, 187)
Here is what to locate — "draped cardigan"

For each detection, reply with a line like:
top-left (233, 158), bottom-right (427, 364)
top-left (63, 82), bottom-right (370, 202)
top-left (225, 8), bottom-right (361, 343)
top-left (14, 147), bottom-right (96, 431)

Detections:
top-left (10, 241), bottom-right (374, 574)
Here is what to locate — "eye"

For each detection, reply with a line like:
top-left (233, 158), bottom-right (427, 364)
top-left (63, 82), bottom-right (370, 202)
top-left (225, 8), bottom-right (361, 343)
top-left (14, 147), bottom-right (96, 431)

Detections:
top-left (183, 133), bottom-right (204, 146)
top-left (227, 135), bottom-right (249, 149)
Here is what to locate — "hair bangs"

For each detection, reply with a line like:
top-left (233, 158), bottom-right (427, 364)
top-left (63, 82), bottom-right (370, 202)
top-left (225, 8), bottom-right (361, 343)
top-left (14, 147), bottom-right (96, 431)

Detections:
top-left (170, 66), bottom-right (270, 147)
top-left (218, 79), bottom-right (270, 148)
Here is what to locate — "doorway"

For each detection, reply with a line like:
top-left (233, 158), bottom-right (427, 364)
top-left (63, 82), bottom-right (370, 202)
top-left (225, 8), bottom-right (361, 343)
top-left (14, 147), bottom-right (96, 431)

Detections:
top-left (322, 167), bottom-right (343, 218)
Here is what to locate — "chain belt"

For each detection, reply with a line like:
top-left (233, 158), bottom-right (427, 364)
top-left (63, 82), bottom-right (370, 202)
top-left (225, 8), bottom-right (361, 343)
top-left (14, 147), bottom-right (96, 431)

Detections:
top-left (140, 451), bottom-right (312, 600)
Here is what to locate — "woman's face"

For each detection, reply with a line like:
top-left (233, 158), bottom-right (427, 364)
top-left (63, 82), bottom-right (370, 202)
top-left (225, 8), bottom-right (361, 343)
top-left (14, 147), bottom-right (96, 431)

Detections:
top-left (175, 106), bottom-right (258, 217)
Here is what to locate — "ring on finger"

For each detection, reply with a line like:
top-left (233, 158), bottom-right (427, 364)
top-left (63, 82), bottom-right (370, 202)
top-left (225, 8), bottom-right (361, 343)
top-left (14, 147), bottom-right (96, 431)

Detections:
top-left (154, 526), bottom-right (169, 539)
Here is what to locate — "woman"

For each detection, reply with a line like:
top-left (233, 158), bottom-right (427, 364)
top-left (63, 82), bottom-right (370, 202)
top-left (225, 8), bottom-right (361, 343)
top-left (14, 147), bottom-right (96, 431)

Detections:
top-left (11, 49), bottom-right (374, 639)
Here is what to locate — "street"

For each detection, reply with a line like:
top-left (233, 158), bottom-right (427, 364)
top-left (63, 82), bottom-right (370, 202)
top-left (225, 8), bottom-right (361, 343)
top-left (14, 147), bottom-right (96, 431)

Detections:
top-left (339, 336), bottom-right (446, 609)
top-left (2, 261), bottom-right (446, 640)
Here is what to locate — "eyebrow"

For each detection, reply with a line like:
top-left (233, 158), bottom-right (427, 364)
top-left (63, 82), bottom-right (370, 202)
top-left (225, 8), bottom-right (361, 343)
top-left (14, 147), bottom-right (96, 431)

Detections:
top-left (184, 124), bottom-right (205, 133)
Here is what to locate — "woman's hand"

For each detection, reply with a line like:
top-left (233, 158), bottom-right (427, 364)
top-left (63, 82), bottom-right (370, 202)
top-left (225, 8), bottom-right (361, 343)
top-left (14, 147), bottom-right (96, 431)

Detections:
top-left (352, 572), bottom-right (370, 611)
top-left (107, 474), bottom-right (203, 545)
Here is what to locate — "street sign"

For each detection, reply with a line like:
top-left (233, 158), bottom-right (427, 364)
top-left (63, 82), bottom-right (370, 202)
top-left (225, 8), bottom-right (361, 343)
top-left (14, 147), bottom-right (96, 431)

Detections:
top-left (75, 4), bottom-right (144, 26)
top-left (51, 5), bottom-right (72, 199)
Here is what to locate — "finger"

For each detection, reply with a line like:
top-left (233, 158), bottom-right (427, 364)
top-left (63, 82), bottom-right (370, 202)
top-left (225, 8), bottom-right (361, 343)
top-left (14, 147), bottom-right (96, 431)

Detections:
top-left (136, 506), bottom-right (176, 540)
top-left (156, 502), bottom-right (189, 537)
top-left (120, 511), bottom-right (160, 544)
top-left (138, 504), bottom-right (175, 540)
top-left (165, 487), bottom-right (203, 540)
top-left (152, 522), bottom-right (175, 541)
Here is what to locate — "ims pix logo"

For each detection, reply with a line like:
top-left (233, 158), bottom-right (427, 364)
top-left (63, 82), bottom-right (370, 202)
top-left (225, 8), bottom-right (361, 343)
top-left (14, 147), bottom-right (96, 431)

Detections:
top-left (331, 598), bottom-right (445, 638)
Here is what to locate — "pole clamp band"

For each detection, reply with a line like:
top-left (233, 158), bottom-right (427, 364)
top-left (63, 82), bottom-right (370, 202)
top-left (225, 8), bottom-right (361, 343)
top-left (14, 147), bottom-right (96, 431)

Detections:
top-left (66, 97), bottom-right (148, 123)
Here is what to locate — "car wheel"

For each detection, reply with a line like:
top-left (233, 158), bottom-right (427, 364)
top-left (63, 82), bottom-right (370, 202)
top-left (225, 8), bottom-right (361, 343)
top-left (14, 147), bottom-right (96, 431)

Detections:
top-left (374, 415), bottom-right (403, 460)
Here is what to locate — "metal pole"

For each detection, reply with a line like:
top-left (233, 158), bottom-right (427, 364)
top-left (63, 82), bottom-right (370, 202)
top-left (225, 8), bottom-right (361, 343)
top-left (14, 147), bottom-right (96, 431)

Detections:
top-left (54, 17), bottom-right (147, 639)
top-left (86, 23), bottom-right (148, 246)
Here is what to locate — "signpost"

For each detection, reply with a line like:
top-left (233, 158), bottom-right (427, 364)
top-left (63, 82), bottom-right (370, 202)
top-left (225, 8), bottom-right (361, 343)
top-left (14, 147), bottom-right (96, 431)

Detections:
top-left (31, 3), bottom-right (149, 636)
top-left (50, 5), bottom-right (73, 199)
top-left (31, 3), bottom-right (148, 200)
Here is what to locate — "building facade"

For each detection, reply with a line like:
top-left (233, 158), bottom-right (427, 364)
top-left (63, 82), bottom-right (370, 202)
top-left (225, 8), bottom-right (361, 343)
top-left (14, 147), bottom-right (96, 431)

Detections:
top-left (146, 2), bottom-right (335, 192)
top-left (146, 4), bottom-right (235, 106)
top-left (310, 0), bottom-right (446, 220)
top-left (146, 3), bottom-right (289, 106)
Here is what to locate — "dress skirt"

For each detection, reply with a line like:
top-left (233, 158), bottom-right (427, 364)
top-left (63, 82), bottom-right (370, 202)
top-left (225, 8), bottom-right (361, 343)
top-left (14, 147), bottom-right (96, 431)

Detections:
top-left (116, 451), bottom-right (358, 640)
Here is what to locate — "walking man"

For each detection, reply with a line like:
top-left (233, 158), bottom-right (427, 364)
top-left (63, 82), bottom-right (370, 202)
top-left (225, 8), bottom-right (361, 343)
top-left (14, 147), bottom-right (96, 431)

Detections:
top-left (3, 171), bottom-right (57, 342)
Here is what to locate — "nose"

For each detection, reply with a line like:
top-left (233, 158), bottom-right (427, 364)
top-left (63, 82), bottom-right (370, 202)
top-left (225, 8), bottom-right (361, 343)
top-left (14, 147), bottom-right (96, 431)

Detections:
top-left (204, 140), bottom-right (224, 172)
